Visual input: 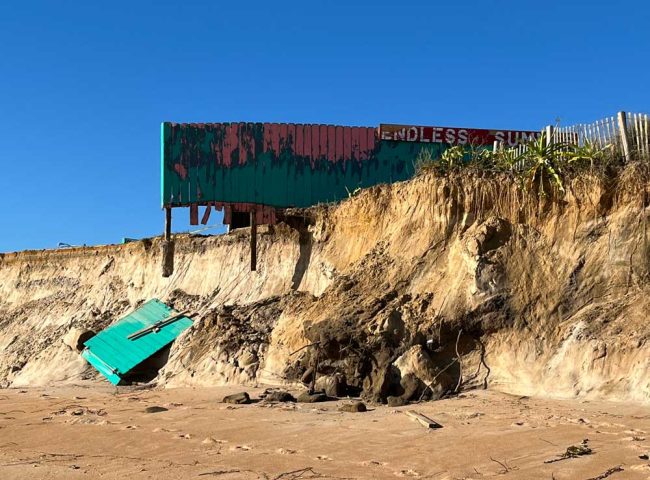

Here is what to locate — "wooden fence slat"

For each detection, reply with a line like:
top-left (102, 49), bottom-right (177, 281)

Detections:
top-left (635, 113), bottom-right (642, 156)
top-left (618, 112), bottom-right (630, 162)
top-left (640, 114), bottom-right (645, 156)
top-left (644, 113), bottom-right (650, 155)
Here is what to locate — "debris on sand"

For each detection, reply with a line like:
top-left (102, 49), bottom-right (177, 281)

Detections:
top-left (297, 391), bottom-right (328, 403)
top-left (585, 465), bottom-right (624, 480)
top-left (261, 390), bottom-right (296, 403)
top-left (338, 401), bottom-right (367, 413)
top-left (404, 410), bottom-right (443, 429)
top-left (387, 396), bottom-right (408, 407)
top-left (144, 406), bottom-right (169, 414)
top-left (82, 299), bottom-right (193, 385)
top-left (222, 392), bottom-right (251, 404)
top-left (544, 439), bottom-right (592, 463)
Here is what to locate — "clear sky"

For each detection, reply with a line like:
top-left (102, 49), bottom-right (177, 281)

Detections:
top-left (1, 1), bottom-right (648, 252)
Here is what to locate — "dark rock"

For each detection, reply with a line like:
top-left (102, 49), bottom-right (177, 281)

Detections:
top-left (297, 391), bottom-right (328, 403)
top-left (387, 396), bottom-right (407, 407)
top-left (222, 392), bottom-right (251, 404)
top-left (300, 367), bottom-right (314, 384)
top-left (315, 373), bottom-right (347, 398)
top-left (265, 391), bottom-right (296, 403)
top-left (399, 373), bottom-right (421, 401)
top-left (144, 406), bottom-right (169, 414)
top-left (10, 364), bottom-right (23, 373)
top-left (338, 402), bottom-right (367, 413)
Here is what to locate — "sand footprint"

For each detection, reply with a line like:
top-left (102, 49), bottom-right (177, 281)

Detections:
top-left (361, 460), bottom-right (387, 467)
top-left (276, 448), bottom-right (297, 455)
top-left (230, 445), bottom-right (252, 452)
top-left (203, 437), bottom-right (228, 445)
top-left (396, 469), bottom-right (421, 477)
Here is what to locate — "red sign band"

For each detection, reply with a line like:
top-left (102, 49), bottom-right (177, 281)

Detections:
top-left (380, 124), bottom-right (541, 147)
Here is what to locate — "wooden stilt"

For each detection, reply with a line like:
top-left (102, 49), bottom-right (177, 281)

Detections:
top-left (250, 208), bottom-right (257, 271)
top-left (162, 207), bottom-right (174, 277)
top-left (164, 207), bottom-right (172, 241)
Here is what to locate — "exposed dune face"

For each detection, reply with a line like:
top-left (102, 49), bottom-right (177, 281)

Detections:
top-left (0, 168), bottom-right (648, 403)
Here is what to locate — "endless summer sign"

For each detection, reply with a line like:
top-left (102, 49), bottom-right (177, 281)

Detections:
top-left (380, 124), bottom-right (541, 146)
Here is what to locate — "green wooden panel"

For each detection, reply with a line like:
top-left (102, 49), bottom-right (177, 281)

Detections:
top-left (81, 299), bottom-right (192, 385)
top-left (161, 122), bottom-right (436, 209)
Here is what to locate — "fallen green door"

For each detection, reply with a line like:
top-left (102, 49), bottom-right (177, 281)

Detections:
top-left (81, 299), bottom-right (193, 385)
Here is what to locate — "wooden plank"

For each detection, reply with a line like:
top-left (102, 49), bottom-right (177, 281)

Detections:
top-left (405, 410), bottom-right (443, 429)
top-left (545, 125), bottom-right (553, 146)
top-left (250, 208), bottom-right (257, 271)
top-left (643, 114), bottom-right (650, 155)
top-left (618, 111), bottom-right (631, 161)
top-left (189, 203), bottom-right (199, 225)
top-left (164, 207), bottom-right (172, 241)
top-left (200, 204), bottom-right (211, 225)
top-left (335, 125), bottom-right (344, 162)
top-left (632, 113), bottom-right (641, 153)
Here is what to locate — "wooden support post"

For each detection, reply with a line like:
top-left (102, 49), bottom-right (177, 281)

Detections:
top-left (618, 111), bottom-right (630, 162)
top-left (250, 208), bottom-right (257, 272)
top-left (164, 207), bottom-right (172, 241)
top-left (162, 207), bottom-right (174, 277)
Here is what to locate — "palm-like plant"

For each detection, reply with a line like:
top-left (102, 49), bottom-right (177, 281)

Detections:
top-left (493, 147), bottom-right (526, 171)
top-left (562, 140), bottom-right (612, 168)
top-left (521, 132), bottom-right (567, 195)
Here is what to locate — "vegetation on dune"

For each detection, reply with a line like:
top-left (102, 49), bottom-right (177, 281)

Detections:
top-left (416, 132), bottom-right (649, 198)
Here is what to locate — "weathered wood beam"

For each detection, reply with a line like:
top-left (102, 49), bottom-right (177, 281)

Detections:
top-left (250, 208), bottom-right (257, 271)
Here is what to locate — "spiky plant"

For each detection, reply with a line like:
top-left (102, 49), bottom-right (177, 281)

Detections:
top-left (562, 140), bottom-right (613, 169)
top-left (493, 147), bottom-right (526, 172)
top-left (521, 132), bottom-right (567, 196)
top-left (415, 147), bottom-right (437, 174)
top-left (439, 145), bottom-right (466, 172)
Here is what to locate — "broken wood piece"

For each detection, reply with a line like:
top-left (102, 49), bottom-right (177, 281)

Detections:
top-left (201, 204), bottom-right (212, 225)
top-left (250, 208), bottom-right (257, 271)
top-left (189, 203), bottom-right (199, 225)
top-left (586, 465), bottom-right (623, 480)
top-left (405, 410), bottom-right (443, 429)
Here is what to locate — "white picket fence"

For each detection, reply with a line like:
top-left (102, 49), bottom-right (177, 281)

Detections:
top-left (496, 111), bottom-right (650, 165)
top-left (553, 112), bottom-right (649, 159)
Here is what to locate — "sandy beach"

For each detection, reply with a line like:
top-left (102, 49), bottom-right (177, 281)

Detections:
top-left (1, 386), bottom-right (648, 479)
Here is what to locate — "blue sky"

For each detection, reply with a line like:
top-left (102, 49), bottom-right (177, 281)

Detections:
top-left (1, 0), bottom-right (648, 252)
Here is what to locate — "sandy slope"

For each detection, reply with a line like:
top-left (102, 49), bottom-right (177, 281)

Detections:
top-left (0, 169), bottom-right (648, 403)
top-left (1, 386), bottom-right (649, 480)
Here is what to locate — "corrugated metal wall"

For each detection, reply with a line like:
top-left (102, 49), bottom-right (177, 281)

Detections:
top-left (161, 122), bottom-right (439, 209)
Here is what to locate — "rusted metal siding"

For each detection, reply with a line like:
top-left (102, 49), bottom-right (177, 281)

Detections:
top-left (161, 122), bottom-right (423, 210)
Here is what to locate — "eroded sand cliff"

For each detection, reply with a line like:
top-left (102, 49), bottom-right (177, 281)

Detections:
top-left (1, 168), bottom-right (648, 403)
